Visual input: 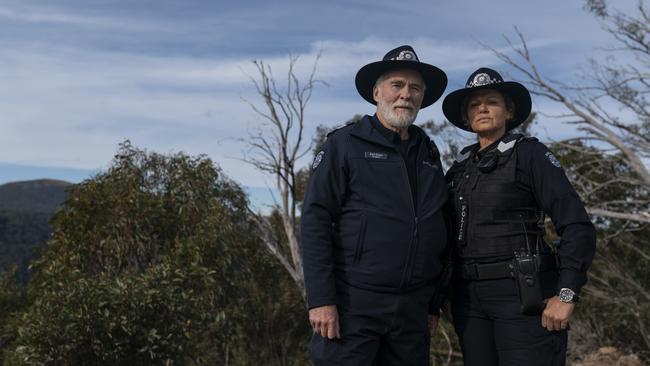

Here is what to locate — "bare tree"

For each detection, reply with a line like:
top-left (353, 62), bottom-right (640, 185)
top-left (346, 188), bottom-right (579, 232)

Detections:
top-left (482, 19), bottom-right (649, 224)
top-left (241, 54), bottom-right (325, 300)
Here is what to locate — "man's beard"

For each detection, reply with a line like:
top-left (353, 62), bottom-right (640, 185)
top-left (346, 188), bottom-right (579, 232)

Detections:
top-left (377, 99), bottom-right (419, 129)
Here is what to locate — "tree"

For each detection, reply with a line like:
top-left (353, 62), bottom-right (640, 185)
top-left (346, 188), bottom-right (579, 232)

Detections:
top-left (2, 142), bottom-right (310, 365)
top-left (482, 12), bottom-right (649, 225)
top-left (549, 143), bottom-right (649, 361)
top-left (242, 54), bottom-right (326, 300)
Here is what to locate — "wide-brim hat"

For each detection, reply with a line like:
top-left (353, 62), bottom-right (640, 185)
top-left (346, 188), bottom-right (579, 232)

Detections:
top-left (442, 67), bottom-right (531, 132)
top-left (355, 45), bottom-right (447, 109)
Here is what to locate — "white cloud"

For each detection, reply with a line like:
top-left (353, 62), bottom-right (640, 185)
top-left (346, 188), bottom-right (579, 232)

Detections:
top-left (0, 0), bottom-right (636, 188)
top-left (0, 4), bottom-right (161, 31)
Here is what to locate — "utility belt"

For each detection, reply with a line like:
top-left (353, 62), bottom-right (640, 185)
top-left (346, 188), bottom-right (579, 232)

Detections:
top-left (455, 252), bottom-right (558, 315)
top-left (455, 253), bottom-right (558, 281)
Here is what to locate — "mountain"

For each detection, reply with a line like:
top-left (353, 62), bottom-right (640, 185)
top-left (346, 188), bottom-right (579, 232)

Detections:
top-left (0, 179), bottom-right (72, 214)
top-left (0, 179), bottom-right (73, 280)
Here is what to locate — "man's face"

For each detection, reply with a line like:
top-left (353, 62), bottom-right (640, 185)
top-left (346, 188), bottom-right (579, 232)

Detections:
top-left (373, 69), bottom-right (425, 129)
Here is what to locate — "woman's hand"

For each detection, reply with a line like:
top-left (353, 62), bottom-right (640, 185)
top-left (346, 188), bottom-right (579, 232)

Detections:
top-left (541, 296), bottom-right (575, 331)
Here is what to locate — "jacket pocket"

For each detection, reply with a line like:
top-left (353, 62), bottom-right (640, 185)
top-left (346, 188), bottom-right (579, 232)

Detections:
top-left (353, 213), bottom-right (368, 264)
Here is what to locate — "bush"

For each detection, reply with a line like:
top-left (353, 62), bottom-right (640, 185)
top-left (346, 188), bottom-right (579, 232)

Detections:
top-left (2, 142), bottom-right (310, 365)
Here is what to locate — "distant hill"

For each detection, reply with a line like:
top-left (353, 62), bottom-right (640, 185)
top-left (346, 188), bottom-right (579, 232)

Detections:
top-left (0, 179), bottom-right (73, 280)
top-left (0, 179), bottom-right (72, 214)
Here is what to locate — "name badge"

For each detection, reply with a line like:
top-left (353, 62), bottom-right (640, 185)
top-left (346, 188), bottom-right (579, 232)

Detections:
top-left (365, 152), bottom-right (388, 160)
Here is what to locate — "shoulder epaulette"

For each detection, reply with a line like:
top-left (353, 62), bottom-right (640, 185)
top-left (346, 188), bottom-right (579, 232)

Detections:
top-left (326, 119), bottom-right (357, 137)
top-left (455, 143), bottom-right (478, 163)
top-left (496, 133), bottom-right (538, 154)
top-left (519, 136), bottom-right (538, 143)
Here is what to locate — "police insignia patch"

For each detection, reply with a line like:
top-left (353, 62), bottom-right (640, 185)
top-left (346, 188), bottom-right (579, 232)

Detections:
top-left (313, 151), bottom-right (325, 169)
top-left (545, 151), bottom-right (561, 168)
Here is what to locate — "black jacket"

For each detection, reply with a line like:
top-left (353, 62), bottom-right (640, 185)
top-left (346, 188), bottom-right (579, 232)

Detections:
top-left (447, 134), bottom-right (544, 258)
top-left (445, 133), bottom-right (596, 293)
top-left (300, 115), bottom-right (448, 309)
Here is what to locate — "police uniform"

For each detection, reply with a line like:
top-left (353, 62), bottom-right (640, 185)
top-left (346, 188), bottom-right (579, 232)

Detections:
top-left (301, 114), bottom-right (448, 365)
top-left (300, 45), bottom-right (449, 366)
top-left (441, 68), bottom-right (596, 366)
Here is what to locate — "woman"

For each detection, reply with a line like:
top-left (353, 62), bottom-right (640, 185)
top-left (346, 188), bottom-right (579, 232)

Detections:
top-left (441, 68), bottom-right (596, 366)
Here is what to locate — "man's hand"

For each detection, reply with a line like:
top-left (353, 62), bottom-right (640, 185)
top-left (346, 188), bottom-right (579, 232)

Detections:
top-left (541, 296), bottom-right (575, 331)
top-left (428, 315), bottom-right (439, 336)
top-left (309, 305), bottom-right (340, 339)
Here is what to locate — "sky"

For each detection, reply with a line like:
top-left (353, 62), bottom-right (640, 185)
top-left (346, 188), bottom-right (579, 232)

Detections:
top-left (0, 0), bottom-right (637, 208)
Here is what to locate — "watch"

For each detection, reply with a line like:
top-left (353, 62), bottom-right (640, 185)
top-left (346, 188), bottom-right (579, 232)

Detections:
top-left (558, 288), bottom-right (579, 303)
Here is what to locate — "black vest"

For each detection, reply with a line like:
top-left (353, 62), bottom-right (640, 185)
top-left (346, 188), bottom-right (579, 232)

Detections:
top-left (446, 134), bottom-right (542, 259)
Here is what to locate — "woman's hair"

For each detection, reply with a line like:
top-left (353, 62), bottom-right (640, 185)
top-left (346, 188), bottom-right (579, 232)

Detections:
top-left (461, 90), bottom-right (516, 129)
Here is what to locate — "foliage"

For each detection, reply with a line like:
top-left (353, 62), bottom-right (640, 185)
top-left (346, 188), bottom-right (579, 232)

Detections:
top-left (551, 142), bottom-right (650, 362)
top-left (0, 210), bottom-right (51, 282)
top-left (1, 141), bottom-right (310, 365)
top-left (0, 266), bottom-right (27, 362)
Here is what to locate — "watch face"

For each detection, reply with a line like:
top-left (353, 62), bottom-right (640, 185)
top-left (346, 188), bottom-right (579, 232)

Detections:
top-left (559, 288), bottom-right (575, 303)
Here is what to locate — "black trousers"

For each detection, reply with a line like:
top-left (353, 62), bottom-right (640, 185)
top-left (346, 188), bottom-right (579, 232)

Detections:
top-left (309, 283), bottom-right (433, 366)
top-left (451, 276), bottom-right (567, 366)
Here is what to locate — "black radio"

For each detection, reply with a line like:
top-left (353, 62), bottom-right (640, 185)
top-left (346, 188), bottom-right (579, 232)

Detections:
top-left (513, 251), bottom-right (545, 315)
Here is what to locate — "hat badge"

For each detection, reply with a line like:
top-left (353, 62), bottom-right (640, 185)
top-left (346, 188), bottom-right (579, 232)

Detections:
top-left (467, 72), bottom-right (499, 88)
top-left (391, 50), bottom-right (418, 62)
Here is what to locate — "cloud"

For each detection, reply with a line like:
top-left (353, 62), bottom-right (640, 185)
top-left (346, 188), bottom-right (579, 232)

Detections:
top-left (0, 32), bottom-right (608, 186)
top-left (0, 0), bottom-right (632, 189)
top-left (0, 4), bottom-right (160, 31)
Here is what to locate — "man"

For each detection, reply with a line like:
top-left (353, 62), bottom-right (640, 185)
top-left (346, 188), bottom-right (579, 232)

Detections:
top-left (300, 45), bottom-right (449, 365)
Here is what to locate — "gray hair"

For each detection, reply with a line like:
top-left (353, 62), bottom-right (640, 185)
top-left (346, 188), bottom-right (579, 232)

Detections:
top-left (373, 69), bottom-right (427, 91)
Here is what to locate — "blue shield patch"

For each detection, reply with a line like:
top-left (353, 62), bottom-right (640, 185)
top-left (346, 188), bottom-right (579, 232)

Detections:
top-left (312, 151), bottom-right (325, 169)
top-left (545, 151), bottom-right (561, 168)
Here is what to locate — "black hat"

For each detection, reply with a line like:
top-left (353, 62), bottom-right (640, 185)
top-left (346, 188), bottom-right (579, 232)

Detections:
top-left (442, 67), bottom-right (531, 132)
top-left (355, 45), bottom-right (447, 109)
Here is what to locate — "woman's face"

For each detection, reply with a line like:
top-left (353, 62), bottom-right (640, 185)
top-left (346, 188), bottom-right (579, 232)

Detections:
top-left (465, 89), bottom-right (512, 137)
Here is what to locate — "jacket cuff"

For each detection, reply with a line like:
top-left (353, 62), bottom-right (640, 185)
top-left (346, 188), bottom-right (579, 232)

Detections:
top-left (557, 268), bottom-right (588, 295)
top-left (307, 295), bottom-right (337, 310)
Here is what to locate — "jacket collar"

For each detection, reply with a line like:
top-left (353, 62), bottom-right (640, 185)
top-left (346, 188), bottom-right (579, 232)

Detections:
top-left (349, 115), bottom-right (427, 149)
top-left (454, 132), bottom-right (524, 164)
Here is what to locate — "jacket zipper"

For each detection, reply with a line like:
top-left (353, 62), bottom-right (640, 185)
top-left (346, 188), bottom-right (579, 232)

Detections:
top-left (353, 213), bottom-right (367, 264)
top-left (398, 146), bottom-right (420, 290)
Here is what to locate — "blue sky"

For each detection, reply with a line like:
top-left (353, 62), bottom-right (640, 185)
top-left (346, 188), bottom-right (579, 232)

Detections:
top-left (0, 0), bottom-right (636, 207)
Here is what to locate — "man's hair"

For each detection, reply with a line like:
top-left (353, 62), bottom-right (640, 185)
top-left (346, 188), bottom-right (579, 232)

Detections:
top-left (373, 68), bottom-right (427, 91)
top-left (460, 90), bottom-right (515, 129)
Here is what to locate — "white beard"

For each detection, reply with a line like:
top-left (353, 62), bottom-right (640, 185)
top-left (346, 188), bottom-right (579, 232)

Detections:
top-left (376, 98), bottom-right (419, 129)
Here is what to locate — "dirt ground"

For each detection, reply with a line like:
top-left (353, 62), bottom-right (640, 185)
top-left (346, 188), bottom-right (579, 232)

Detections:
top-left (572, 347), bottom-right (644, 366)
